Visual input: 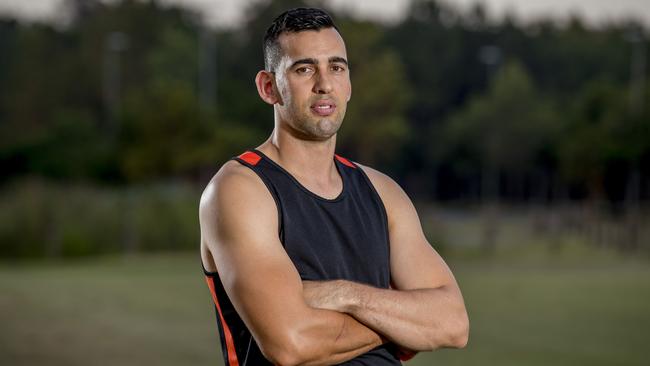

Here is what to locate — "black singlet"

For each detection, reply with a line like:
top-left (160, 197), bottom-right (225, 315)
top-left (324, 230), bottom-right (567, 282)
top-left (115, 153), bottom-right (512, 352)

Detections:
top-left (203, 149), bottom-right (401, 365)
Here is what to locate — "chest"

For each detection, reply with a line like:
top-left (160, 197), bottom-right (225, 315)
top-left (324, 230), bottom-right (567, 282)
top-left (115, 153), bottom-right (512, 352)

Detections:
top-left (280, 193), bottom-right (391, 287)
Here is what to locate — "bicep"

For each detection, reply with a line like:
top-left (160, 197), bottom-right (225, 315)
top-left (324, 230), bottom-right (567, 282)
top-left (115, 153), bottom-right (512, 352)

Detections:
top-left (386, 190), bottom-right (456, 291)
top-left (363, 166), bottom-right (458, 291)
top-left (199, 167), bottom-right (310, 347)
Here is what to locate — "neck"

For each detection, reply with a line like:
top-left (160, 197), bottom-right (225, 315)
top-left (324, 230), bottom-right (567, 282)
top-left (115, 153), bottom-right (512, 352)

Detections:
top-left (257, 126), bottom-right (338, 185)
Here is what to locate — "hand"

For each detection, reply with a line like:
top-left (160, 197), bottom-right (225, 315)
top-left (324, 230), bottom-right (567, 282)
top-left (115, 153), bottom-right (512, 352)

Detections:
top-left (302, 280), bottom-right (349, 312)
top-left (395, 347), bottom-right (418, 361)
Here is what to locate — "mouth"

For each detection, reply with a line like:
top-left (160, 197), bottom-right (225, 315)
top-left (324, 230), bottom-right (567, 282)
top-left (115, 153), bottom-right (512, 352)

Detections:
top-left (310, 100), bottom-right (336, 117)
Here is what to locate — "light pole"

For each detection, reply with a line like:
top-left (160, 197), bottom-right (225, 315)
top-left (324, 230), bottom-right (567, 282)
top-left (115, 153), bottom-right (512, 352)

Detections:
top-left (623, 28), bottom-right (647, 250)
top-left (102, 31), bottom-right (129, 138)
top-left (624, 28), bottom-right (647, 115)
top-left (478, 45), bottom-right (502, 87)
top-left (198, 22), bottom-right (217, 124)
top-left (477, 44), bottom-right (502, 254)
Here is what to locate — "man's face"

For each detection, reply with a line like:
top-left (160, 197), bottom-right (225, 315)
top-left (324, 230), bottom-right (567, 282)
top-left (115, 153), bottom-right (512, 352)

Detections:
top-left (273, 28), bottom-right (351, 141)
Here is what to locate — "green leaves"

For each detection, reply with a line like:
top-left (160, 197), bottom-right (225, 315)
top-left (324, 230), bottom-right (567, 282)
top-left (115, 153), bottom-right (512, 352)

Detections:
top-left (337, 20), bottom-right (412, 166)
top-left (442, 61), bottom-right (559, 172)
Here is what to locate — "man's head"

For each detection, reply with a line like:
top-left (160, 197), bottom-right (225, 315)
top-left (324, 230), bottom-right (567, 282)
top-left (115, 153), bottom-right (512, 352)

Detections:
top-left (256, 8), bottom-right (351, 141)
top-left (263, 7), bottom-right (339, 73)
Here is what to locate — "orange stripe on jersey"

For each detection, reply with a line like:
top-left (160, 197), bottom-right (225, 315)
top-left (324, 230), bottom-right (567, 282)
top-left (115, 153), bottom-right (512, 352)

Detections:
top-left (239, 151), bottom-right (261, 166)
top-left (205, 276), bottom-right (240, 366)
top-left (335, 154), bottom-right (356, 168)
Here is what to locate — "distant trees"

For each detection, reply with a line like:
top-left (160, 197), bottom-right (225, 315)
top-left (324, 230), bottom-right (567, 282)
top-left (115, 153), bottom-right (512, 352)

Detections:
top-left (442, 61), bottom-right (559, 200)
top-left (0, 0), bottom-right (647, 206)
top-left (0, 0), bottom-right (648, 258)
top-left (440, 61), bottom-right (559, 251)
top-left (336, 19), bottom-right (412, 169)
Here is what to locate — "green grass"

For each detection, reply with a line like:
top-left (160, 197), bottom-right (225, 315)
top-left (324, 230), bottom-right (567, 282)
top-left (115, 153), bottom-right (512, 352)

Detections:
top-left (0, 254), bottom-right (221, 366)
top-left (421, 261), bottom-right (650, 365)
top-left (1, 248), bottom-right (649, 366)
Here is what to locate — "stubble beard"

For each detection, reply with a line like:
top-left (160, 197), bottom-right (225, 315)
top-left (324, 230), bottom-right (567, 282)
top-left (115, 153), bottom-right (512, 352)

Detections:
top-left (302, 116), bottom-right (342, 141)
top-left (285, 102), bottom-right (345, 142)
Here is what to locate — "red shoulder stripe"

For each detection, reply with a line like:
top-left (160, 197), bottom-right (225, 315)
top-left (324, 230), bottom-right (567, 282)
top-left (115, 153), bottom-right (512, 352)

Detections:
top-left (238, 151), bottom-right (261, 166)
top-left (205, 276), bottom-right (240, 366)
top-left (335, 154), bottom-right (356, 169)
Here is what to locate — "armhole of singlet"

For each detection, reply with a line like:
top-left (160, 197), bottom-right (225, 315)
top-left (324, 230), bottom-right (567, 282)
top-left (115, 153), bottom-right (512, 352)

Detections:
top-left (202, 257), bottom-right (219, 276)
top-left (231, 156), bottom-right (285, 243)
top-left (356, 166), bottom-right (391, 258)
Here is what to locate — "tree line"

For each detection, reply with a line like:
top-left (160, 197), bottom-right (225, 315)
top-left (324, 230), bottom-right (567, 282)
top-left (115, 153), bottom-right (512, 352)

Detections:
top-left (0, 0), bottom-right (648, 206)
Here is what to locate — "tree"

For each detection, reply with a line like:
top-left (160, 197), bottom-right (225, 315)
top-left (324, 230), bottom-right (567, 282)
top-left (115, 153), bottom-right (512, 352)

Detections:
top-left (441, 60), bottom-right (559, 251)
top-left (442, 60), bottom-right (559, 192)
top-left (557, 80), bottom-right (626, 200)
top-left (336, 19), bottom-right (412, 169)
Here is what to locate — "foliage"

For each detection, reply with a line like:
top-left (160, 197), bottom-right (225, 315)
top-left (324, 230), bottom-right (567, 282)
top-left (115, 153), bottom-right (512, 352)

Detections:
top-left (442, 61), bottom-right (559, 172)
top-left (0, 0), bottom-right (648, 201)
top-left (0, 179), bottom-right (200, 258)
top-left (336, 19), bottom-right (412, 168)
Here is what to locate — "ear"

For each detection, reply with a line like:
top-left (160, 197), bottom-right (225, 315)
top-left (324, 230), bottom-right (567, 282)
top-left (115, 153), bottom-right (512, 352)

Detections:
top-left (347, 84), bottom-right (352, 102)
top-left (255, 70), bottom-right (281, 105)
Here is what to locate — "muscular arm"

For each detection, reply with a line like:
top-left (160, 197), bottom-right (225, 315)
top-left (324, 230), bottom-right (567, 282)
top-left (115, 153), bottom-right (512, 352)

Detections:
top-left (303, 166), bottom-right (469, 352)
top-left (199, 162), bottom-right (385, 366)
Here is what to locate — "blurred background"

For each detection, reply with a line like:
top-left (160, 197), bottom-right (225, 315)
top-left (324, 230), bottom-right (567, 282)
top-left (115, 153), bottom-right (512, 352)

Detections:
top-left (0, 0), bottom-right (649, 365)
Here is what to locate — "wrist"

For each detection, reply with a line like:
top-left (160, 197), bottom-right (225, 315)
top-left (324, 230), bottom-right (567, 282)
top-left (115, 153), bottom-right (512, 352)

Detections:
top-left (336, 280), bottom-right (364, 314)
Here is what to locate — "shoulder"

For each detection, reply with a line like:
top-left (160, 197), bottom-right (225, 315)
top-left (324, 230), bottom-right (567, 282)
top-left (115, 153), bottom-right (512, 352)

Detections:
top-left (199, 160), bottom-right (259, 209)
top-left (356, 166), bottom-right (425, 245)
top-left (355, 163), bottom-right (418, 230)
top-left (199, 159), bottom-right (276, 226)
top-left (356, 163), bottom-right (410, 206)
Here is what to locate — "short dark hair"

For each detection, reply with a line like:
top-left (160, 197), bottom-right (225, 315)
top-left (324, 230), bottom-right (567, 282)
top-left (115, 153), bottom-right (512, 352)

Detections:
top-left (263, 7), bottom-right (339, 72)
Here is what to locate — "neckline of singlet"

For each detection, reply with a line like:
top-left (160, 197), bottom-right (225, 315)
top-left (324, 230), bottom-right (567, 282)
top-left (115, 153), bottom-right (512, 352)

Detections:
top-left (251, 149), bottom-right (347, 203)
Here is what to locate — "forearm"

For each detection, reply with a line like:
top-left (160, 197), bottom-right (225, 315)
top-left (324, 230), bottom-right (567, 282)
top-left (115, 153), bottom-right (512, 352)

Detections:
top-left (266, 306), bottom-right (384, 366)
top-left (319, 281), bottom-right (468, 351)
top-left (297, 308), bottom-right (384, 365)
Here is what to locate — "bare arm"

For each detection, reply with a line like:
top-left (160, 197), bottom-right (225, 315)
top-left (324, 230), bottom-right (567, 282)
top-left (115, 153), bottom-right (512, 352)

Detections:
top-left (303, 165), bottom-right (469, 352)
top-left (199, 161), bottom-right (385, 366)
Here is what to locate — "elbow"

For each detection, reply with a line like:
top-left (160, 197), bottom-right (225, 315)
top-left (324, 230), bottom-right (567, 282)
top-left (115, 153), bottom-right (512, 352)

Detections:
top-left (259, 339), bottom-right (301, 366)
top-left (265, 352), bottom-right (302, 366)
top-left (441, 293), bottom-right (470, 349)
top-left (258, 331), bottom-right (315, 366)
top-left (261, 347), bottom-right (301, 366)
top-left (425, 308), bottom-right (469, 350)
top-left (447, 309), bottom-right (470, 349)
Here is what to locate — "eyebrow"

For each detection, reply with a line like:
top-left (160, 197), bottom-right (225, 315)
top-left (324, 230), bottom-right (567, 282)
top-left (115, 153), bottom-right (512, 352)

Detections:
top-left (289, 56), bottom-right (349, 69)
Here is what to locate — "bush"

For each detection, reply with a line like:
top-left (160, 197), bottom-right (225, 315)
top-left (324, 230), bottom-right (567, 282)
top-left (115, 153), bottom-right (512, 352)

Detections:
top-left (0, 178), bottom-right (201, 259)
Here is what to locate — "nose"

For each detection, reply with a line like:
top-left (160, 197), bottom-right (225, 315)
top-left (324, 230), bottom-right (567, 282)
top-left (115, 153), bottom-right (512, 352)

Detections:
top-left (312, 70), bottom-right (333, 94)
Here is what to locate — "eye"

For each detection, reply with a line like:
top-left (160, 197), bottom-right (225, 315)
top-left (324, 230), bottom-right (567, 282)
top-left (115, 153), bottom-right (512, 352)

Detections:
top-left (296, 66), bottom-right (313, 75)
top-left (331, 64), bottom-right (346, 72)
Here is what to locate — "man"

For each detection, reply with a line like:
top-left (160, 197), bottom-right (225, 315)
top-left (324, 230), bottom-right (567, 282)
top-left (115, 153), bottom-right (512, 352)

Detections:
top-left (200, 7), bottom-right (468, 366)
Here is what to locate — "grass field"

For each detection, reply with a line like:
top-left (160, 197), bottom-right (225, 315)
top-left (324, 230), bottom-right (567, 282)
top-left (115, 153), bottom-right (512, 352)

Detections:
top-left (1, 245), bottom-right (649, 366)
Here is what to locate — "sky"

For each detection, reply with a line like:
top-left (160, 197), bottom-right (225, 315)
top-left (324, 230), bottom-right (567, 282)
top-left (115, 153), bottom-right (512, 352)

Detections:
top-left (0, 0), bottom-right (649, 28)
